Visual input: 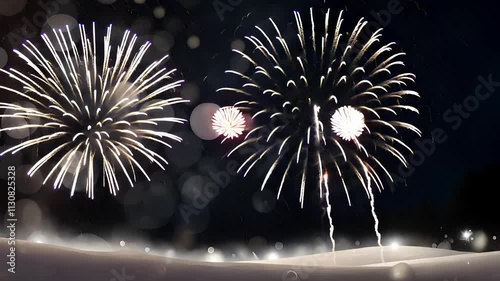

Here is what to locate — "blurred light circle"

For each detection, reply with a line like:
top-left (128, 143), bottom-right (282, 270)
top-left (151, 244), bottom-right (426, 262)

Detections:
top-left (231, 54), bottom-right (250, 73)
top-left (205, 252), bottom-right (224, 262)
top-left (231, 39), bottom-right (245, 52)
top-left (181, 83), bottom-right (200, 105)
top-left (248, 236), bottom-right (267, 253)
top-left (190, 103), bottom-right (220, 140)
top-left (132, 17), bottom-right (152, 35)
top-left (145, 247), bottom-right (150, 252)
top-left (0, 48), bottom-right (8, 68)
top-left (472, 231), bottom-right (488, 252)
top-left (153, 31), bottom-right (175, 53)
top-left (120, 241), bottom-right (126, 247)
top-left (42, 14), bottom-right (80, 52)
top-left (431, 243), bottom-right (437, 248)
top-left (16, 165), bottom-right (44, 195)
top-left (73, 233), bottom-right (112, 251)
top-left (252, 189), bottom-right (276, 213)
top-left (165, 131), bottom-right (203, 168)
top-left (283, 270), bottom-right (298, 281)
top-left (187, 36), bottom-right (200, 49)
top-left (60, 151), bottom-right (97, 193)
top-left (153, 6), bottom-right (166, 18)
top-left (207, 246), bottom-right (215, 254)
top-left (2, 107), bottom-right (30, 139)
top-left (275, 242), bottom-right (284, 250)
top-left (20, 101), bottom-right (40, 134)
top-left (96, 0), bottom-right (117, 4)
top-left (140, 99), bottom-right (176, 133)
top-left (0, 0), bottom-right (27, 16)
top-left (46, 14), bottom-right (78, 31)
top-left (390, 262), bottom-right (416, 281)
top-left (493, 236), bottom-right (497, 241)
top-left (355, 241), bottom-right (361, 246)
top-left (15, 199), bottom-right (42, 238)
top-left (437, 240), bottom-right (452, 250)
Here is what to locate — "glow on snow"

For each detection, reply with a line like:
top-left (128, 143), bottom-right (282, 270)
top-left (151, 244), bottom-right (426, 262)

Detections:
top-left (217, 8), bottom-right (421, 255)
top-left (212, 106), bottom-right (246, 142)
top-left (0, 23), bottom-right (188, 198)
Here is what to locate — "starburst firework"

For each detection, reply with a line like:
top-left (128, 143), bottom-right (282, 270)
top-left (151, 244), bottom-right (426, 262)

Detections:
top-left (0, 24), bottom-right (188, 198)
top-left (217, 9), bottom-right (421, 254)
top-left (212, 106), bottom-right (246, 142)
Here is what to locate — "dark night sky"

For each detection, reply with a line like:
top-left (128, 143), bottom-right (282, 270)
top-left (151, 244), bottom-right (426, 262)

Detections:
top-left (0, 0), bottom-right (499, 254)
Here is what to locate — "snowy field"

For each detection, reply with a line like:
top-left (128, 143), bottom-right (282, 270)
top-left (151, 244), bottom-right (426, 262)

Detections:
top-left (1, 238), bottom-right (499, 281)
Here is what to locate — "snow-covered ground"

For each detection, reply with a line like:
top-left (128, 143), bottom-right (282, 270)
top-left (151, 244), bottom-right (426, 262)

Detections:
top-left (1, 238), bottom-right (499, 281)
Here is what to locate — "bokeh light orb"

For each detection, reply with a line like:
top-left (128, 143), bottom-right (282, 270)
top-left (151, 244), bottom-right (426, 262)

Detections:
top-left (153, 31), bottom-right (175, 53)
top-left (1, 106), bottom-right (30, 139)
top-left (187, 36), bottom-right (200, 49)
top-left (153, 6), bottom-right (166, 18)
top-left (207, 246), bottom-right (215, 254)
top-left (16, 165), bottom-right (44, 195)
top-left (275, 242), bottom-right (284, 251)
top-left (180, 83), bottom-right (200, 105)
top-left (190, 103), bottom-right (220, 140)
top-left (390, 262), bottom-right (416, 281)
top-left (42, 14), bottom-right (80, 52)
top-left (0, 48), bottom-right (8, 68)
top-left (12, 199), bottom-right (42, 239)
top-left (252, 189), bottom-right (276, 213)
top-left (0, 0), bottom-right (28, 16)
top-left (471, 231), bottom-right (488, 252)
top-left (231, 39), bottom-right (245, 52)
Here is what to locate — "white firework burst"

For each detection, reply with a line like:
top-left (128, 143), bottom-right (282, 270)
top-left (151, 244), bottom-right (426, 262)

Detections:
top-left (331, 106), bottom-right (366, 142)
top-left (0, 23), bottom-right (189, 198)
top-left (212, 106), bottom-right (246, 141)
top-left (217, 8), bottom-right (421, 256)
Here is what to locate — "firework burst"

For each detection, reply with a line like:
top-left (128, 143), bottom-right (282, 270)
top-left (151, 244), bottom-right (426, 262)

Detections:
top-left (212, 106), bottom-right (246, 142)
top-left (0, 23), bottom-right (188, 198)
top-left (218, 8), bottom-right (421, 254)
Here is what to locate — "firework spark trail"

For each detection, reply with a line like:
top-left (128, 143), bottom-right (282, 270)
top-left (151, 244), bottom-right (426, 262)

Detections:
top-left (323, 173), bottom-right (336, 264)
top-left (218, 8), bottom-right (421, 254)
top-left (0, 23), bottom-right (188, 198)
top-left (365, 164), bottom-right (385, 262)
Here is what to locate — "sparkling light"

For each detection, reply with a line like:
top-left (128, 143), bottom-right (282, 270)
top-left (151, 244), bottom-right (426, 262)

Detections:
top-left (0, 24), bottom-right (188, 199)
top-left (212, 106), bottom-right (246, 141)
top-left (331, 106), bottom-right (366, 142)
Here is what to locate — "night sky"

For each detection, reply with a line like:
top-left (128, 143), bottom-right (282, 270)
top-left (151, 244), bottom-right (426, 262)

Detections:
top-left (0, 0), bottom-right (499, 256)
